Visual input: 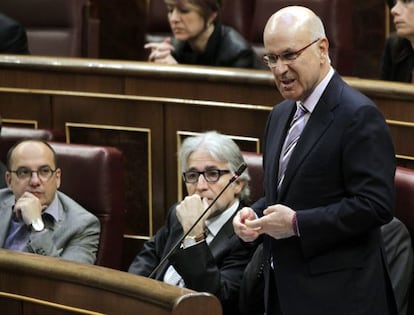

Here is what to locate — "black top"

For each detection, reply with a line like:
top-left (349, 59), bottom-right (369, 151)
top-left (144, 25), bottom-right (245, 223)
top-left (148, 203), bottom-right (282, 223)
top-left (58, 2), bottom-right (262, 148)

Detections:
top-left (0, 12), bottom-right (29, 54)
top-left (172, 23), bottom-right (263, 69)
top-left (380, 33), bottom-right (414, 83)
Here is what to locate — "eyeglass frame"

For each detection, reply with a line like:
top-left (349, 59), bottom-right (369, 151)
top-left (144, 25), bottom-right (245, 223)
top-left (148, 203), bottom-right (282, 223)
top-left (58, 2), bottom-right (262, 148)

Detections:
top-left (263, 38), bottom-right (321, 68)
top-left (182, 169), bottom-right (231, 184)
top-left (9, 166), bottom-right (58, 182)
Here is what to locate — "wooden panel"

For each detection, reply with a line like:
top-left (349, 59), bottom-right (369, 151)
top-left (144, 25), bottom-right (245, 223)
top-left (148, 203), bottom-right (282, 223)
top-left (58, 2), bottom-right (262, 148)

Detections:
top-left (0, 69), bottom-right (125, 94)
top-left (0, 89), bottom-right (52, 128)
top-left (66, 123), bottom-right (152, 237)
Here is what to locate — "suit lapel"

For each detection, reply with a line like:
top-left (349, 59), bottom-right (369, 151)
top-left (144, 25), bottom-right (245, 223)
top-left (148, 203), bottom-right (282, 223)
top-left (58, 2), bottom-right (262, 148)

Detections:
top-left (278, 73), bottom-right (342, 198)
top-left (0, 193), bottom-right (15, 247)
top-left (156, 222), bottom-right (184, 280)
top-left (208, 207), bottom-right (241, 258)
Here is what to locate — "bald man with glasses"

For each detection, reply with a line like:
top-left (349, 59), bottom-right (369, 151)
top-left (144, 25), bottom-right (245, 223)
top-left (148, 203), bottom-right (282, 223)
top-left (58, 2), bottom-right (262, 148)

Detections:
top-left (0, 140), bottom-right (100, 264)
top-left (233, 6), bottom-right (397, 315)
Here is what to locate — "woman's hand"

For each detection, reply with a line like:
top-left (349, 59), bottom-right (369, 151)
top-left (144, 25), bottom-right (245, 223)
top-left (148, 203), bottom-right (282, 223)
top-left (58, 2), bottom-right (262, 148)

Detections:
top-left (144, 37), bottom-right (178, 64)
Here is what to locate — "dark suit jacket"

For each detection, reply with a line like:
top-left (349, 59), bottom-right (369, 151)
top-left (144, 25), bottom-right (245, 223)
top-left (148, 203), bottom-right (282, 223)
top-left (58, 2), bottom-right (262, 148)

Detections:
top-left (240, 217), bottom-right (412, 315)
top-left (380, 34), bottom-right (414, 83)
top-left (0, 189), bottom-right (100, 264)
top-left (128, 202), bottom-right (256, 315)
top-left (0, 12), bottom-right (29, 54)
top-left (252, 72), bottom-right (397, 314)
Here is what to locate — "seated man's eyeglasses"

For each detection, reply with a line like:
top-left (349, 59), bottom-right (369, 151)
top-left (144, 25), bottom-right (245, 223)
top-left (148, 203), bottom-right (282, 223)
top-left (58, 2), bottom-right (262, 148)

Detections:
top-left (263, 38), bottom-right (321, 68)
top-left (9, 166), bottom-right (57, 181)
top-left (182, 169), bottom-right (230, 183)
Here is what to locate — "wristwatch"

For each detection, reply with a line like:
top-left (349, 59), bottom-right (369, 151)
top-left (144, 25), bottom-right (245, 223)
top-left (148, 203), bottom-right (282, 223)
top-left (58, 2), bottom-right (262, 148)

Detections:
top-left (182, 232), bottom-right (205, 249)
top-left (31, 218), bottom-right (45, 232)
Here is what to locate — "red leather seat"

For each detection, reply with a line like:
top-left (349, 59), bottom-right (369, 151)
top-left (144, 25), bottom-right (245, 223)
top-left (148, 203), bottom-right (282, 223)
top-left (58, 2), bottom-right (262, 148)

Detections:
top-left (0, 126), bottom-right (65, 159)
top-left (241, 151), bottom-right (264, 204)
top-left (145, 0), bottom-right (171, 43)
top-left (49, 142), bottom-right (126, 270)
top-left (395, 167), bottom-right (414, 242)
top-left (221, 0), bottom-right (255, 40)
top-left (0, 0), bottom-right (100, 57)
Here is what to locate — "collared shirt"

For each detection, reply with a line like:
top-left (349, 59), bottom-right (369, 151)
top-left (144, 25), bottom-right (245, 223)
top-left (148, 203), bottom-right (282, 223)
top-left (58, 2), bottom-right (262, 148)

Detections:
top-left (302, 66), bottom-right (335, 114)
top-left (4, 193), bottom-right (59, 251)
top-left (204, 199), bottom-right (239, 244)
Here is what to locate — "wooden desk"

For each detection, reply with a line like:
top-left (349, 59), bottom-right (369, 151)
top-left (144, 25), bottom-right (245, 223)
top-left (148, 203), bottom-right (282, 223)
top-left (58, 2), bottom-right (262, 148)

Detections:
top-left (0, 55), bottom-right (413, 268)
top-left (0, 249), bottom-right (222, 315)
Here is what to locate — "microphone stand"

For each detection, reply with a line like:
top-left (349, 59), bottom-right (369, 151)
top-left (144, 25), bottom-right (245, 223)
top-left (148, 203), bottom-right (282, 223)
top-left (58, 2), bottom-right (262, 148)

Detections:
top-left (148, 163), bottom-right (247, 279)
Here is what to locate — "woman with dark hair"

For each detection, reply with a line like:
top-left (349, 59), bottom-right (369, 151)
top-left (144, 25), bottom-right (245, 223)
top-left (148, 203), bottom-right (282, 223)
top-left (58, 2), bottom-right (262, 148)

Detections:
top-left (144, 0), bottom-right (262, 69)
top-left (380, 0), bottom-right (414, 83)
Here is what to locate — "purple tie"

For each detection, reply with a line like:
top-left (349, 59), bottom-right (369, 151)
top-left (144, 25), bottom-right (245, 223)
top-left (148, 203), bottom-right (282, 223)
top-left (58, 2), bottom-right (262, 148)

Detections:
top-left (278, 103), bottom-right (308, 189)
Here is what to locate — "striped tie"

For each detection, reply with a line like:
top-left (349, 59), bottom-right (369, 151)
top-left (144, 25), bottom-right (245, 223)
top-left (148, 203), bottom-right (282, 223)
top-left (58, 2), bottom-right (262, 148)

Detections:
top-left (278, 102), bottom-right (308, 189)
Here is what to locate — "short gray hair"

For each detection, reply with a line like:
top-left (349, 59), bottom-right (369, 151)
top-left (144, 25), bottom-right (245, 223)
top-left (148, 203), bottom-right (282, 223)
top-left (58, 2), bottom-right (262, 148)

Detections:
top-left (179, 131), bottom-right (251, 203)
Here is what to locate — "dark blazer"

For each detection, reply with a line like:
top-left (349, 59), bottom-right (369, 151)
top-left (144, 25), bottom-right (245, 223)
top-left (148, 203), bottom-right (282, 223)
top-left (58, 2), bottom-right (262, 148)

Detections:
top-left (380, 34), bottom-right (414, 83)
top-left (240, 217), bottom-right (412, 315)
top-left (172, 23), bottom-right (263, 69)
top-left (382, 217), bottom-right (414, 315)
top-left (253, 72), bottom-right (397, 314)
top-left (128, 202), bottom-right (255, 315)
top-left (0, 12), bottom-right (29, 54)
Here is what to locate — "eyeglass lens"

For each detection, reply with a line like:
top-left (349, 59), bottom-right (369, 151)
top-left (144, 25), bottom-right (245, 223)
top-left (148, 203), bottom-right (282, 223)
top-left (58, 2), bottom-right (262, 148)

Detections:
top-left (12, 166), bottom-right (55, 181)
top-left (183, 169), bottom-right (229, 183)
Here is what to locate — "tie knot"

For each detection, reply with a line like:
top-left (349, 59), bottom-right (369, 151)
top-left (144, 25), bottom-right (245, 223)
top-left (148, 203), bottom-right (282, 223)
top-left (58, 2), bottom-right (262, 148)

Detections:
top-left (293, 102), bottom-right (308, 122)
top-left (297, 102), bottom-right (308, 113)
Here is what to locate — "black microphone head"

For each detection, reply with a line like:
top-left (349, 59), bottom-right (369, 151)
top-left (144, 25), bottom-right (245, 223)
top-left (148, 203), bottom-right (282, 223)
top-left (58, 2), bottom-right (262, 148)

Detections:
top-left (236, 163), bottom-right (247, 176)
top-left (230, 163), bottom-right (247, 182)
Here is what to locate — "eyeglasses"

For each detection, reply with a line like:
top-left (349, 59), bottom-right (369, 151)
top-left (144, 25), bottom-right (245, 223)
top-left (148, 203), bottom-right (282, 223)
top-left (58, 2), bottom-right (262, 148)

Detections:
top-left (182, 169), bottom-right (230, 184)
top-left (9, 166), bottom-right (57, 181)
top-left (263, 38), bottom-right (321, 68)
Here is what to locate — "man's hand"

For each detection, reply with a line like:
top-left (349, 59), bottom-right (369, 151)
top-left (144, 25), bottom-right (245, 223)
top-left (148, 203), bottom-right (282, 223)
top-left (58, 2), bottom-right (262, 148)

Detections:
top-left (233, 207), bottom-right (261, 242)
top-left (244, 204), bottom-right (296, 239)
top-left (13, 192), bottom-right (45, 226)
top-left (176, 194), bottom-right (209, 236)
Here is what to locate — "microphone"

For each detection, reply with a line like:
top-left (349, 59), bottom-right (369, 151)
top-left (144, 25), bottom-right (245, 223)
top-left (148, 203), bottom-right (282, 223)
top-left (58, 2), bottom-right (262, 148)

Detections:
top-left (148, 163), bottom-right (247, 279)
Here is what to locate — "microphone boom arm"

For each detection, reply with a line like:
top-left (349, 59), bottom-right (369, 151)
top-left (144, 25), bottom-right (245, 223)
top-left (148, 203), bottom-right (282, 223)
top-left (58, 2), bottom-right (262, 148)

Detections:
top-left (148, 163), bottom-right (247, 278)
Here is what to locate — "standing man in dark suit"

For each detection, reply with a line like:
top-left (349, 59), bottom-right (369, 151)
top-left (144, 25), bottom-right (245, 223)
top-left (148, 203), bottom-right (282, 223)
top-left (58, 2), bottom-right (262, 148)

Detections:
top-left (128, 131), bottom-right (256, 315)
top-left (233, 6), bottom-right (397, 315)
top-left (0, 12), bottom-right (29, 54)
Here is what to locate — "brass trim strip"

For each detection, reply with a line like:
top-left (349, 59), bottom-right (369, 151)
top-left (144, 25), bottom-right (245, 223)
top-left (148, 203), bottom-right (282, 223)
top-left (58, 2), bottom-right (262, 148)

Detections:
top-left (0, 291), bottom-right (104, 315)
top-left (123, 234), bottom-right (151, 241)
top-left (0, 86), bottom-right (274, 110)
top-left (396, 154), bottom-right (414, 162)
top-left (387, 119), bottom-right (414, 128)
top-left (1, 118), bottom-right (38, 128)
